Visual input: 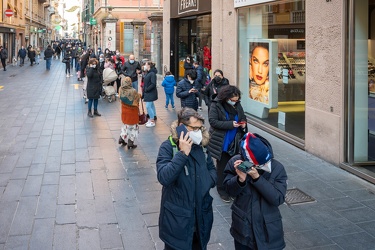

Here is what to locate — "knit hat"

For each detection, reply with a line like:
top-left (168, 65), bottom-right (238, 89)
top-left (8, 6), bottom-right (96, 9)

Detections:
top-left (240, 132), bottom-right (272, 165)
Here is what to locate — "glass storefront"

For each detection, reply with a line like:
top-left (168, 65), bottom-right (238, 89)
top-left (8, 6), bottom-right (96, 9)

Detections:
top-left (177, 15), bottom-right (212, 78)
top-left (237, 0), bottom-right (306, 140)
top-left (348, 0), bottom-right (375, 166)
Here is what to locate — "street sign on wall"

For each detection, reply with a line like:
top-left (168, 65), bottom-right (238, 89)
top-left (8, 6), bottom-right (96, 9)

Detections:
top-left (5, 9), bottom-right (14, 17)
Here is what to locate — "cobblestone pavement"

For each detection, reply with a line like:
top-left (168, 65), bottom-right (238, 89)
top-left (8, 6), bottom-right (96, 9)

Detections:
top-left (0, 59), bottom-right (375, 250)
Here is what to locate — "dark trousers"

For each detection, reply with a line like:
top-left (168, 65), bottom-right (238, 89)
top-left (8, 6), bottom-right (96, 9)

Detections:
top-left (234, 240), bottom-right (256, 250)
top-left (88, 99), bottom-right (98, 111)
top-left (216, 152), bottom-right (232, 196)
top-left (1, 59), bottom-right (6, 69)
top-left (20, 57), bottom-right (25, 65)
top-left (65, 63), bottom-right (71, 74)
top-left (164, 232), bottom-right (202, 250)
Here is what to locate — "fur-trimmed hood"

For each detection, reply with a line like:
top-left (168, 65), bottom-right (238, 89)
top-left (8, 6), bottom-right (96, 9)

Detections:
top-left (170, 120), bottom-right (210, 147)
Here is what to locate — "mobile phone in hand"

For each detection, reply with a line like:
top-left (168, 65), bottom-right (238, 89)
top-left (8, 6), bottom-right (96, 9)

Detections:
top-left (237, 161), bottom-right (253, 173)
top-left (176, 124), bottom-right (188, 138)
top-left (237, 121), bottom-right (246, 125)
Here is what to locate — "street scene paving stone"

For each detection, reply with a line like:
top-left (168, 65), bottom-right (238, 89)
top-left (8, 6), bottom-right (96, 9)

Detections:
top-left (1, 59), bottom-right (375, 249)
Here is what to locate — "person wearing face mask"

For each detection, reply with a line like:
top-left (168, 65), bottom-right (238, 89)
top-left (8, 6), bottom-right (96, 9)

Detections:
top-left (207, 85), bottom-right (247, 203)
top-left (86, 58), bottom-right (103, 117)
top-left (202, 69), bottom-right (230, 112)
top-left (156, 107), bottom-right (217, 250)
top-left (120, 54), bottom-right (141, 91)
top-left (112, 50), bottom-right (125, 66)
top-left (142, 61), bottom-right (158, 127)
top-left (176, 69), bottom-right (199, 111)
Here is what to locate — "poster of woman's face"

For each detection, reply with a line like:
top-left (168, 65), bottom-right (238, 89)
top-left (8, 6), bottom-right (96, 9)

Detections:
top-left (249, 42), bottom-right (270, 104)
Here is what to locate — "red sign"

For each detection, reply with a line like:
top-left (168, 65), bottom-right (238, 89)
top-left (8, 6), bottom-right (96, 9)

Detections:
top-left (5, 9), bottom-right (13, 17)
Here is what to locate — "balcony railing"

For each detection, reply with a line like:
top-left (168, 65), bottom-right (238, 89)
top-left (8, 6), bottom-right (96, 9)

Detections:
top-left (291, 11), bottom-right (305, 23)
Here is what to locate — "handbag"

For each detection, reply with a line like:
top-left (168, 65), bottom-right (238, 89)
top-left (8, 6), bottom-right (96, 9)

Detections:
top-left (138, 99), bottom-right (148, 125)
top-left (227, 129), bottom-right (246, 156)
top-left (62, 58), bottom-right (68, 63)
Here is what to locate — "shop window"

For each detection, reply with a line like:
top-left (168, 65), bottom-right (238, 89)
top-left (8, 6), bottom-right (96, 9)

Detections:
top-left (123, 22), bottom-right (133, 54)
top-left (238, 0), bottom-right (306, 139)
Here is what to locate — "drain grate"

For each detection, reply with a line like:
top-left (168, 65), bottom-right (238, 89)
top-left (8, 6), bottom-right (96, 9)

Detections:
top-left (285, 188), bottom-right (315, 205)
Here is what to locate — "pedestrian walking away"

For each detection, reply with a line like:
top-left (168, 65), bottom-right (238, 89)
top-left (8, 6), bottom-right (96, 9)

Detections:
top-left (44, 45), bottom-right (54, 70)
top-left (156, 107), bottom-right (217, 250)
top-left (142, 61), bottom-right (158, 128)
top-left (176, 69), bottom-right (199, 111)
top-left (28, 47), bottom-right (36, 66)
top-left (161, 71), bottom-right (176, 109)
top-left (118, 76), bottom-right (141, 149)
top-left (207, 85), bottom-right (248, 202)
top-left (86, 58), bottom-right (102, 118)
top-left (223, 132), bottom-right (287, 250)
top-left (0, 46), bottom-right (8, 71)
top-left (63, 50), bottom-right (72, 77)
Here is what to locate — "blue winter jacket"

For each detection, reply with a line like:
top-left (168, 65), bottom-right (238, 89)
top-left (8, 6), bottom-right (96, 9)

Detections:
top-left (156, 127), bottom-right (217, 250)
top-left (176, 78), bottom-right (199, 110)
top-left (223, 155), bottom-right (287, 250)
top-left (162, 75), bottom-right (176, 95)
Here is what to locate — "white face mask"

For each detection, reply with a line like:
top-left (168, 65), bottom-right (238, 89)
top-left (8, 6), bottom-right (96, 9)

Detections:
top-left (143, 65), bottom-right (148, 71)
top-left (188, 130), bottom-right (202, 145)
top-left (189, 79), bottom-right (195, 84)
top-left (92, 65), bottom-right (97, 68)
top-left (227, 100), bottom-right (236, 106)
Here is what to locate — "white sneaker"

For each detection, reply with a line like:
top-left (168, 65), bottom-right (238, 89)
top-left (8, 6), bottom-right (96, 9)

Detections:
top-left (66, 74), bottom-right (69, 77)
top-left (70, 74), bottom-right (73, 76)
top-left (146, 121), bottom-right (155, 127)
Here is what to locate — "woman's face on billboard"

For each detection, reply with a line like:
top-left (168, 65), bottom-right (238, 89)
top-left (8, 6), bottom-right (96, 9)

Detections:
top-left (250, 46), bottom-right (269, 85)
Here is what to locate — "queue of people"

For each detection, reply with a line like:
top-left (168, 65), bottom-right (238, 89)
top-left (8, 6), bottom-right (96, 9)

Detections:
top-left (2, 44), bottom-right (288, 249)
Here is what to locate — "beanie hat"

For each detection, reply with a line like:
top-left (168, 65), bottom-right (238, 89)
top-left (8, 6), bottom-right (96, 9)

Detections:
top-left (240, 132), bottom-right (272, 165)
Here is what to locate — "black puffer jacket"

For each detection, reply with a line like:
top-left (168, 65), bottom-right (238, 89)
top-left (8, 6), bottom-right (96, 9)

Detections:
top-left (223, 154), bottom-right (287, 250)
top-left (176, 78), bottom-right (199, 110)
top-left (44, 48), bottom-right (54, 58)
top-left (202, 77), bottom-right (229, 108)
top-left (86, 67), bottom-right (102, 99)
top-left (143, 67), bottom-right (158, 102)
top-left (208, 98), bottom-right (247, 161)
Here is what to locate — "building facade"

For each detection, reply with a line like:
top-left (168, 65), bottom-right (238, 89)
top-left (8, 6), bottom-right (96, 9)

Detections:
top-left (163, 0), bottom-right (375, 182)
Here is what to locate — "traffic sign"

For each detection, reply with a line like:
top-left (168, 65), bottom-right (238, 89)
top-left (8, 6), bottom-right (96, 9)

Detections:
top-left (5, 9), bottom-right (13, 17)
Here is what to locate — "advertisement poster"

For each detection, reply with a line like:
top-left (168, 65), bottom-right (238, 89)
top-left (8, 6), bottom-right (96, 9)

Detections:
top-left (248, 39), bottom-right (278, 109)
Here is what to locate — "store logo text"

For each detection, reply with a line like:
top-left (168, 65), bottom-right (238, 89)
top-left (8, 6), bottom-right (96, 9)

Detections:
top-left (178, 0), bottom-right (199, 15)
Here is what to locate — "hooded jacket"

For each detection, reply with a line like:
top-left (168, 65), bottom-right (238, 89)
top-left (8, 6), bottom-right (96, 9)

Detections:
top-left (156, 121), bottom-right (217, 250)
top-left (176, 78), bottom-right (199, 110)
top-left (223, 149), bottom-right (287, 250)
top-left (207, 97), bottom-right (247, 161)
top-left (142, 67), bottom-right (158, 102)
top-left (161, 75), bottom-right (176, 95)
top-left (86, 67), bottom-right (102, 99)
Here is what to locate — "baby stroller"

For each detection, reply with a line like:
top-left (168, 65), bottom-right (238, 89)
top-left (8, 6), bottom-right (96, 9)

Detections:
top-left (102, 68), bottom-right (118, 103)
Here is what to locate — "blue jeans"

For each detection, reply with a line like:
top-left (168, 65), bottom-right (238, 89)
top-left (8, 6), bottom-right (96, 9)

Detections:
top-left (145, 101), bottom-right (156, 120)
top-left (88, 99), bottom-right (98, 111)
top-left (46, 58), bottom-right (52, 70)
top-left (165, 93), bottom-right (174, 107)
top-left (132, 81), bottom-right (138, 92)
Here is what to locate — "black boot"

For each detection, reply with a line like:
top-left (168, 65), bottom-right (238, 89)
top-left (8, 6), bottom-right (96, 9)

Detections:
top-left (87, 110), bottom-right (93, 117)
top-left (127, 139), bottom-right (137, 149)
top-left (94, 110), bottom-right (101, 116)
top-left (118, 136), bottom-right (127, 146)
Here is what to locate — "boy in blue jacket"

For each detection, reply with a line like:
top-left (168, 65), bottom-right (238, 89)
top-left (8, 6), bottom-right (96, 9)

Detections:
top-left (161, 71), bottom-right (176, 109)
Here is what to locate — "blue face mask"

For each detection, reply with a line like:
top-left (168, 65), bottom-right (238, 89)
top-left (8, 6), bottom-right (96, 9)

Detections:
top-left (129, 60), bottom-right (135, 64)
top-left (227, 100), bottom-right (236, 106)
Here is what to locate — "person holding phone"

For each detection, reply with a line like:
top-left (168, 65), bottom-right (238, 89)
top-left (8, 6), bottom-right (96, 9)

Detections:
top-left (156, 108), bottom-right (217, 250)
top-left (223, 132), bottom-right (287, 250)
top-left (207, 85), bottom-right (247, 202)
top-left (176, 69), bottom-right (200, 111)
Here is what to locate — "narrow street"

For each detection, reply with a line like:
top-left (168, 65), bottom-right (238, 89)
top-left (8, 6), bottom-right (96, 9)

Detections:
top-left (0, 59), bottom-right (375, 249)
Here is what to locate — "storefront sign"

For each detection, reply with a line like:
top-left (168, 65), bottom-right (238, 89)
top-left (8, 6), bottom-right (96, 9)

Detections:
top-left (234, 0), bottom-right (276, 8)
top-left (178, 0), bottom-right (199, 15)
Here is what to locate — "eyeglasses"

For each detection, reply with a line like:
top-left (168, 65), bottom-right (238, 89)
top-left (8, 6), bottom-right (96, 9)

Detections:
top-left (184, 124), bottom-right (203, 132)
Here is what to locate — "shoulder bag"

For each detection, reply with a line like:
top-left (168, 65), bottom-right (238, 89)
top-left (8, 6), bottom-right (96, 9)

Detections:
top-left (138, 99), bottom-right (148, 125)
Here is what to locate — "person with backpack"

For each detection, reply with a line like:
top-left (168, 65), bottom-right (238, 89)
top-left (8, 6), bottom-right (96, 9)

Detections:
top-left (161, 71), bottom-right (176, 109)
top-left (0, 46), bottom-right (8, 71)
top-left (156, 107), bottom-right (217, 250)
top-left (223, 132), bottom-right (287, 250)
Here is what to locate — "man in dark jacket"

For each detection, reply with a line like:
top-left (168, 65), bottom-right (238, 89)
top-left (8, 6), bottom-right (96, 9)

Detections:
top-left (0, 46), bottom-right (8, 71)
top-left (18, 46), bottom-right (27, 66)
top-left (44, 45), bottom-right (54, 70)
top-left (176, 69), bottom-right (199, 111)
top-left (120, 54), bottom-right (141, 91)
top-left (193, 61), bottom-right (206, 111)
top-left (202, 69), bottom-right (229, 112)
top-left (223, 132), bottom-right (287, 250)
top-left (156, 107), bottom-right (217, 250)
